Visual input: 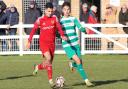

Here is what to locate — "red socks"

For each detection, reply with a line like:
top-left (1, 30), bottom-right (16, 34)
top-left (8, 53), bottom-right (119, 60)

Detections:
top-left (38, 64), bottom-right (47, 70)
top-left (37, 64), bottom-right (52, 80)
top-left (47, 65), bottom-right (52, 80)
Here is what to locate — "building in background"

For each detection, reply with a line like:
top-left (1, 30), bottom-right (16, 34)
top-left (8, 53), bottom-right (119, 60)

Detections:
top-left (1, 0), bottom-right (128, 50)
top-left (1, 0), bottom-right (128, 22)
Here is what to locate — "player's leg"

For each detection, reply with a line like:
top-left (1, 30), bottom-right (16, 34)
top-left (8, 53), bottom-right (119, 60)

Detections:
top-left (43, 51), bottom-right (54, 86)
top-left (72, 45), bottom-right (94, 86)
top-left (64, 46), bottom-right (86, 76)
top-left (32, 51), bottom-right (48, 76)
top-left (33, 43), bottom-right (50, 75)
top-left (33, 58), bottom-right (49, 75)
top-left (72, 55), bottom-right (94, 87)
top-left (69, 46), bottom-right (82, 69)
top-left (64, 46), bottom-right (77, 71)
top-left (69, 60), bottom-right (77, 72)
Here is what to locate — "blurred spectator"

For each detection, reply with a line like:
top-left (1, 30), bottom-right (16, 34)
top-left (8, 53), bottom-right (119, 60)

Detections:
top-left (52, 4), bottom-right (61, 20)
top-left (80, 3), bottom-right (89, 23)
top-left (24, 1), bottom-right (41, 35)
top-left (103, 5), bottom-right (117, 24)
top-left (0, 0), bottom-right (6, 11)
top-left (85, 5), bottom-right (99, 50)
top-left (0, 4), bottom-right (19, 51)
top-left (0, 6), bottom-right (7, 51)
top-left (102, 5), bottom-right (118, 50)
top-left (7, 5), bottom-right (19, 35)
top-left (119, 5), bottom-right (128, 33)
top-left (24, 1), bottom-right (41, 50)
top-left (52, 4), bottom-right (61, 38)
top-left (88, 5), bottom-right (98, 34)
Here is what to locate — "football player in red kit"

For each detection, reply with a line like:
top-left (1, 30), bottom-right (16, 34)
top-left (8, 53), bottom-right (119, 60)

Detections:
top-left (26, 2), bottom-right (67, 87)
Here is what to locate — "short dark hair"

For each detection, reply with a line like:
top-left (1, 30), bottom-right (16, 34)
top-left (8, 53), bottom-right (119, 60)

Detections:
top-left (62, 2), bottom-right (71, 8)
top-left (45, 2), bottom-right (53, 9)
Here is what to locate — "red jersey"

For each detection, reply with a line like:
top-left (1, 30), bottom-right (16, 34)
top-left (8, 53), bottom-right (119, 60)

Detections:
top-left (28, 15), bottom-right (64, 44)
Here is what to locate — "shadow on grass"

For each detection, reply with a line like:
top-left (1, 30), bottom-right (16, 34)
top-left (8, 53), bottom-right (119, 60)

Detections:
top-left (0, 74), bottom-right (33, 80)
top-left (52, 85), bottom-right (74, 89)
top-left (72, 78), bottom-right (128, 87)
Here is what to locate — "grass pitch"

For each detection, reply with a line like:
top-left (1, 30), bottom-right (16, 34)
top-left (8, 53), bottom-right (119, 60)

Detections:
top-left (0, 54), bottom-right (128, 89)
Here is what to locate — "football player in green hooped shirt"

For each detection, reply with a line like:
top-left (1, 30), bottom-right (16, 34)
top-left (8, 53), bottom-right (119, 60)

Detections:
top-left (60, 2), bottom-right (94, 87)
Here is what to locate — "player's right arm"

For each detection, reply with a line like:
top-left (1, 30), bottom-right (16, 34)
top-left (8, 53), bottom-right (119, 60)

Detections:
top-left (27, 19), bottom-right (40, 49)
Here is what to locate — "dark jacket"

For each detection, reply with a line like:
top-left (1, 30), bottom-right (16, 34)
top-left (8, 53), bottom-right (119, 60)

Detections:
top-left (119, 10), bottom-right (128, 32)
top-left (80, 11), bottom-right (89, 23)
top-left (0, 1), bottom-right (6, 10)
top-left (0, 10), bottom-right (6, 35)
top-left (24, 8), bottom-right (41, 34)
top-left (52, 10), bottom-right (61, 20)
top-left (0, 7), bottom-right (19, 26)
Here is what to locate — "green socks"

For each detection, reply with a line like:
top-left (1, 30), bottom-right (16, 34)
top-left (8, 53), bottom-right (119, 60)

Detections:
top-left (76, 64), bottom-right (87, 80)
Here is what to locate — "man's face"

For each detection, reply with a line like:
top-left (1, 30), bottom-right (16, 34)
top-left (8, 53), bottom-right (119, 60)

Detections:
top-left (62, 6), bottom-right (70, 17)
top-left (45, 8), bottom-right (53, 17)
top-left (106, 8), bottom-right (112, 13)
top-left (10, 7), bottom-right (15, 12)
top-left (122, 6), bottom-right (127, 13)
top-left (94, 8), bottom-right (97, 13)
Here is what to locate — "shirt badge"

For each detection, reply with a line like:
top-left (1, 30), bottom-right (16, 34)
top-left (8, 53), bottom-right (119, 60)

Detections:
top-left (51, 20), bottom-right (55, 24)
top-left (42, 22), bottom-right (45, 25)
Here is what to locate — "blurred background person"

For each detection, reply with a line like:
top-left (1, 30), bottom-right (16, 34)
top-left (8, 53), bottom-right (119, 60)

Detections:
top-left (119, 5), bottom-right (128, 33)
top-left (0, 0), bottom-right (6, 11)
top-left (86, 5), bottom-right (98, 50)
top-left (102, 5), bottom-right (118, 50)
top-left (119, 4), bottom-right (128, 49)
top-left (0, 2), bottom-right (8, 51)
top-left (88, 5), bottom-right (98, 34)
top-left (80, 3), bottom-right (89, 39)
top-left (24, 1), bottom-right (41, 50)
top-left (6, 5), bottom-right (19, 35)
top-left (52, 3), bottom-right (61, 39)
top-left (24, 1), bottom-right (41, 35)
top-left (80, 3), bottom-right (89, 23)
top-left (0, 4), bottom-right (19, 51)
top-left (52, 3), bottom-right (61, 20)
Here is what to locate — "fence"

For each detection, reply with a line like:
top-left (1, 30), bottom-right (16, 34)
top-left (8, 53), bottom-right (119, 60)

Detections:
top-left (81, 23), bottom-right (128, 54)
top-left (0, 23), bottom-right (65, 56)
top-left (0, 23), bottom-right (128, 56)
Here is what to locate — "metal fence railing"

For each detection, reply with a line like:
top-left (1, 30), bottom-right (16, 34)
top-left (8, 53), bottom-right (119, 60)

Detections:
top-left (81, 23), bottom-right (128, 54)
top-left (0, 23), bottom-right (128, 55)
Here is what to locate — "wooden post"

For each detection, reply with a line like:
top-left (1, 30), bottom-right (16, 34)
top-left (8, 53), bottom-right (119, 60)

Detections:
top-left (71, 0), bottom-right (80, 19)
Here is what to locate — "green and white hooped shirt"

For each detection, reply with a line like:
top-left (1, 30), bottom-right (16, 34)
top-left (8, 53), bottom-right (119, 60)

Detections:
top-left (60, 16), bottom-right (86, 48)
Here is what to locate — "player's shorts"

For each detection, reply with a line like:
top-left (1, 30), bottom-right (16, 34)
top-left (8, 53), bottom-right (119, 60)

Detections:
top-left (40, 43), bottom-right (55, 57)
top-left (63, 44), bottom-right (81, 59)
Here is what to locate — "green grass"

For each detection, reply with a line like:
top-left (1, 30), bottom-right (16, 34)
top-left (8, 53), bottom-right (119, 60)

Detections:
top-left (0, 54), bottom-right (128, 89)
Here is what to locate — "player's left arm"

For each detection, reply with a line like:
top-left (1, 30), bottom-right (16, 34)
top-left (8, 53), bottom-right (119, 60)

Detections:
top-left (74, 18), bottom-right (87, 34)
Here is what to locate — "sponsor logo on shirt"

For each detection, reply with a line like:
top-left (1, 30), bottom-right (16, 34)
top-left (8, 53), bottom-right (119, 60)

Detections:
top-left (62, 23), bottom-right (74, 27)
top-left (42, 26), bottom-right (55, 30)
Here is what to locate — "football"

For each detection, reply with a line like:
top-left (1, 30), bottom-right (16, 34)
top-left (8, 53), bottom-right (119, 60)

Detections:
top-left (55, 76), bottom-right (65, 88)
